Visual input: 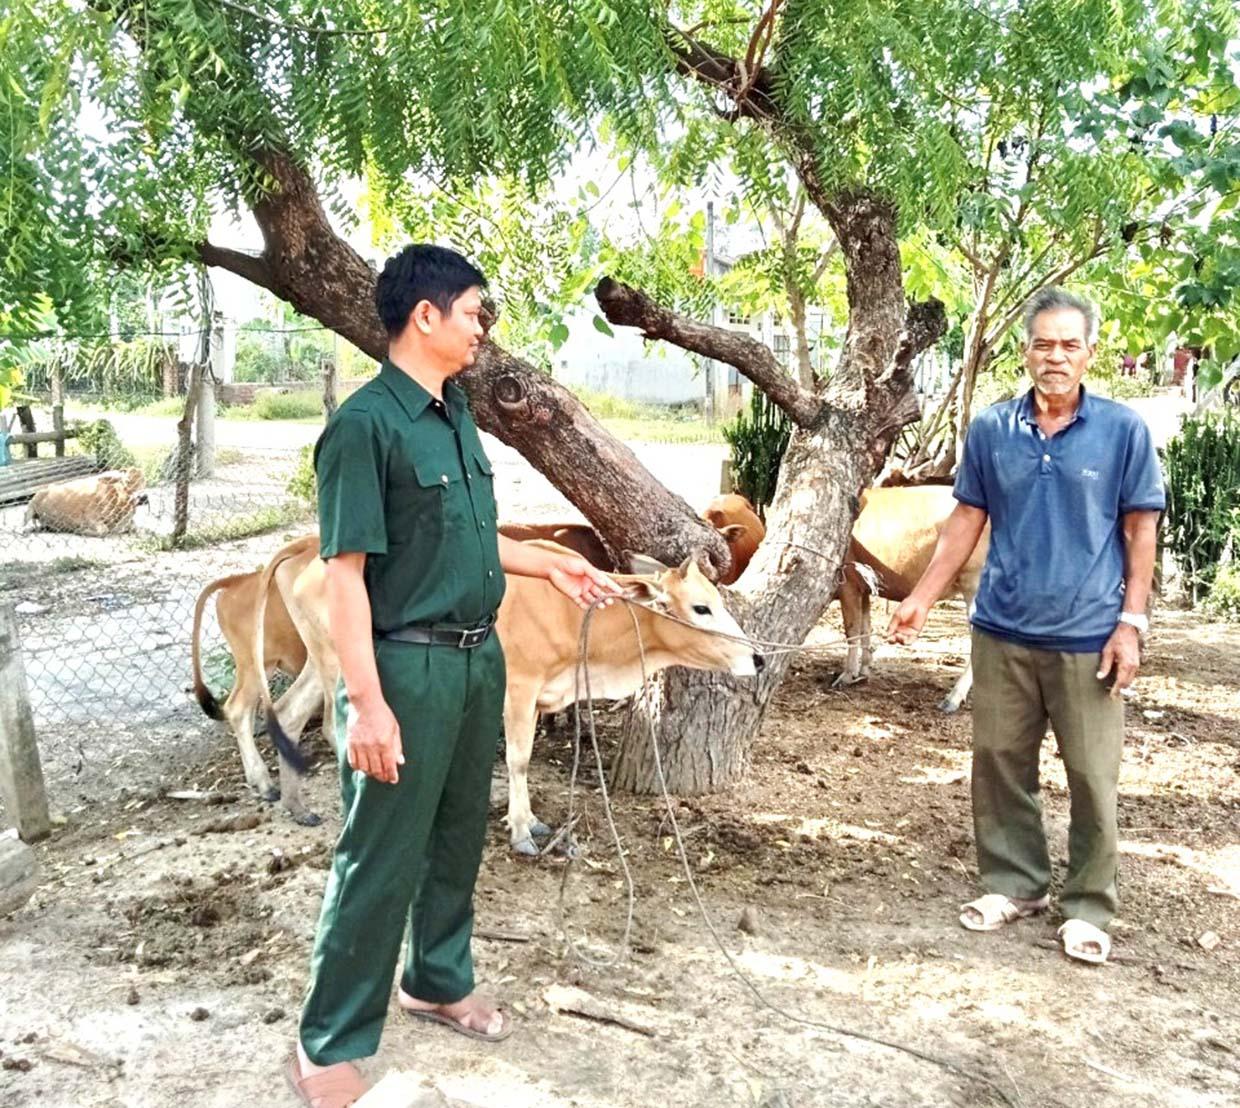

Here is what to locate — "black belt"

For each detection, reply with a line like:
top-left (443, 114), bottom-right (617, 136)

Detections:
top-left (376, 616), bottom-right (495, 649)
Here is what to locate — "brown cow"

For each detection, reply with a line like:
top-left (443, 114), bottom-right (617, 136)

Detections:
top-left (500, 495), bottom-right (768, 584)
top-left (191, 537), bottom-right (324, 824)
top-left (253, 540), bottom-right (762, 855)
top-left (834, 486), bottom-right (990, 712)
top-left (701, 494), bottom-right (766, 585)
top-left (497, 522), bottom-right (616, 570)
top-left (26, 468), bottom-right (147, 536)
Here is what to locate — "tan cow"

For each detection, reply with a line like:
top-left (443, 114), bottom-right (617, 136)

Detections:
top-left (26, 468), bottom-right (147, 536)
top-left (498, 543), bottom-right (763, 853)
top-left (191, 536), bottom-right (324, 824)
top-left (833, 485), bottom-right (990, 712)
top-left (252, 540), bottom-right (762, 855)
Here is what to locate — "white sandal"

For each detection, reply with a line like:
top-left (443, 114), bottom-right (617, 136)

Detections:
top-left (959, 893), bottom-right (1050, 932)
top-left (1057, 918), bottom-right (1111, 964)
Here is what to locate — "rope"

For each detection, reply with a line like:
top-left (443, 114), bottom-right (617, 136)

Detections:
top-left (555, 596), bottom-right (1018, 1108)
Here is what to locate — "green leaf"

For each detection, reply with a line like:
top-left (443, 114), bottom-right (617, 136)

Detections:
top-left (592, 315), bottom-right (614, 337)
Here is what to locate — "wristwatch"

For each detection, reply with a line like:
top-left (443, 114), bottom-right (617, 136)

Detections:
top-left (1117, 611), bottom-right (1150, 634)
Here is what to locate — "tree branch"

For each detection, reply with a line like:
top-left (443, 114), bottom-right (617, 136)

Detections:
top-left (595, 276), bottom-right (824, 426)
top-left (197, 242), bottom-right (276, 292)
top-left (666, 25), bottom-right (781, 122)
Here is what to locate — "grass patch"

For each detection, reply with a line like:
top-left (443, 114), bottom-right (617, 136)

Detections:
top-left (228, 390), bottom-right (324, 421)
top-left (570, 389), bottom-right (724, 443)
top-left (50, 555), bottom-right (104, 575)
top-left (600, 416), bottom-right (724, 444)
top-left (143, 501), bottom-right (312, 551)
top-left (570, 389), bottom-right (723, 444)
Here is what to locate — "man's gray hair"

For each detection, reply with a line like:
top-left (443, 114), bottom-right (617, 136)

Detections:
top-left (1023, 286), bottom-right (1099, 345)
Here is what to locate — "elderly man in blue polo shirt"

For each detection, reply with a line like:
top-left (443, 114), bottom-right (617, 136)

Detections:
top-left (889, 287), bottom-right (1164, 965)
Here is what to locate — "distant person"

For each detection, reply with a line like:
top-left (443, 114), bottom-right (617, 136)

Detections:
top-left (888, 287), bottom-right (1164, 965)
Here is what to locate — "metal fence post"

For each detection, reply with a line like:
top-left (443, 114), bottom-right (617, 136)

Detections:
top-left (0, 603), bottom-right (51, 843)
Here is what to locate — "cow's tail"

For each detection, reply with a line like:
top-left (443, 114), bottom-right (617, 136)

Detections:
top-left (191, 575), bottom-right (241, 720)
top-left (252, 538), bottom-right (316, 775)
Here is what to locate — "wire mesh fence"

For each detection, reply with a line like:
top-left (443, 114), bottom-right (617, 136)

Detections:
top-left (0, 382), bottom-right (323, 820)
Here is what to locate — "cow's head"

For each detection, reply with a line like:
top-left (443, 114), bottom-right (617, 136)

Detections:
top-left (702, 495), bottom-right (766, 585)
top-left (621, 554), bottom-right (763, 677)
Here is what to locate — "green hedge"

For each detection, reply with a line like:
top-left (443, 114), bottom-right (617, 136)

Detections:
top-left (1163, 408), bottom-right (1240, 603)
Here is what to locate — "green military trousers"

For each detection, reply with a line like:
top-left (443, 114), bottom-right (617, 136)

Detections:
top-left (970, 628), bottom-right (1125, 928)
top-left (299, 633), bottom-right (505, 1065)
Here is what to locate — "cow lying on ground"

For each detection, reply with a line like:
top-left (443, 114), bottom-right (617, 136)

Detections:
top-left (190, 536), bottom-right (324, 824)
top-left (833, 485), bottom-right (989, 712)
top-left (251, 538), bottom-right (762, 854)
top-left (26, 468), bottom-right (147, 536)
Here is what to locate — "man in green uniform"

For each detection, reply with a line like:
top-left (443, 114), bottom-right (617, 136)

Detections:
top-left (288, 245), bottom-right (619, 1107)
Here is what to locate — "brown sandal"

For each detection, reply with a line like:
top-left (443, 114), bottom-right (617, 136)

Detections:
top-left (285, 1056), bottom-right (370, 1107)
top-left (404, 1004), bottom-right (514, 1042)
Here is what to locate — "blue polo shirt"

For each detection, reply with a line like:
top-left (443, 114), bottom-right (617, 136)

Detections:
top-left (954, 387), bottom-right (1165, 652)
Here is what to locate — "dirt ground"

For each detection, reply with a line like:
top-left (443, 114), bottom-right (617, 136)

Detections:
top-left (1, 598), bottom-right (1237, 1108)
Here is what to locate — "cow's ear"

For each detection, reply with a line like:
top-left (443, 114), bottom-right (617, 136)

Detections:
top-left (625, 551), bottom-right (670, 576)
top-left (718, 524), bottom-right (747, 542)
top-left (622, 579), bottom-right (669, 608)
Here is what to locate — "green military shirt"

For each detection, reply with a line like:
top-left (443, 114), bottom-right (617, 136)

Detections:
top-left (313, 360), bottom-right (505, 631)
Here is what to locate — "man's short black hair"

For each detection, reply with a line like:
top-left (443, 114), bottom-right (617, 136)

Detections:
top-left (375, 244), bottom-right (487, 337)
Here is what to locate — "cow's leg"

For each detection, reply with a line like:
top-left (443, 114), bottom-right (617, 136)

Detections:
top-left (503, 688), bottom-right (548, 856)
top-left (940, 592), bottom-right (977, 713)
top-left (859, 592), bottom-right (874, 678)
top-left (222, 675), bottom-right (279, 802)
top-left (271, 665), bottom-right (325, 826)
top-left (941, 662), bottom-right (974, 714)
top-left (831, 581), bottom-right (865, 688)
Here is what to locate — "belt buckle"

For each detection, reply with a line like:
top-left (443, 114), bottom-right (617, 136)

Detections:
top-left (458, 626), bottom-right (486, 649)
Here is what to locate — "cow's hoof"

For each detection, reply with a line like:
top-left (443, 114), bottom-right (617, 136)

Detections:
top-left (511, 837), bottom-right (540, 858)
top-left (293, 810), bottom-right (323, 827)
top-left (829, 671), bottom-right (862, 690)
top-left (529, 820), bottom-right (552, 840)
top-left (261, 786), bottom-right (281, 803)
top-left (938, 698), bottom-right (962, 714)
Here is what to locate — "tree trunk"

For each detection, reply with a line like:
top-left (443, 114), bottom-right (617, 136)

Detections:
top-left (612, 418), bottom-right (866, 791)
top-left (954, 319), bottom-right (992, 463)
top-left (611, 189), bottom-right (940, 794)
top-left (787, 286), bottom-right (816, 390)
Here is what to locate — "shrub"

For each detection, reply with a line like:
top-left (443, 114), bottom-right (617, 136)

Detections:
top-left (721, 388), bottom-right (791, 516)
top-left (77, 419), bottom-right (137, 469)
top-left (1163, 408), bottom-right (1240, 602)
top-left (287, 443), bottom-right (317, 508)
top-left (1204, 564), bottom-right (1240, 622)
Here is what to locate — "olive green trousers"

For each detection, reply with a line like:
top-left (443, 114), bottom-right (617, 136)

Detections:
top-left (299, 634), bottom-right (505, 1065)
top-left (970, 628), bottom-right (1125, 928)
